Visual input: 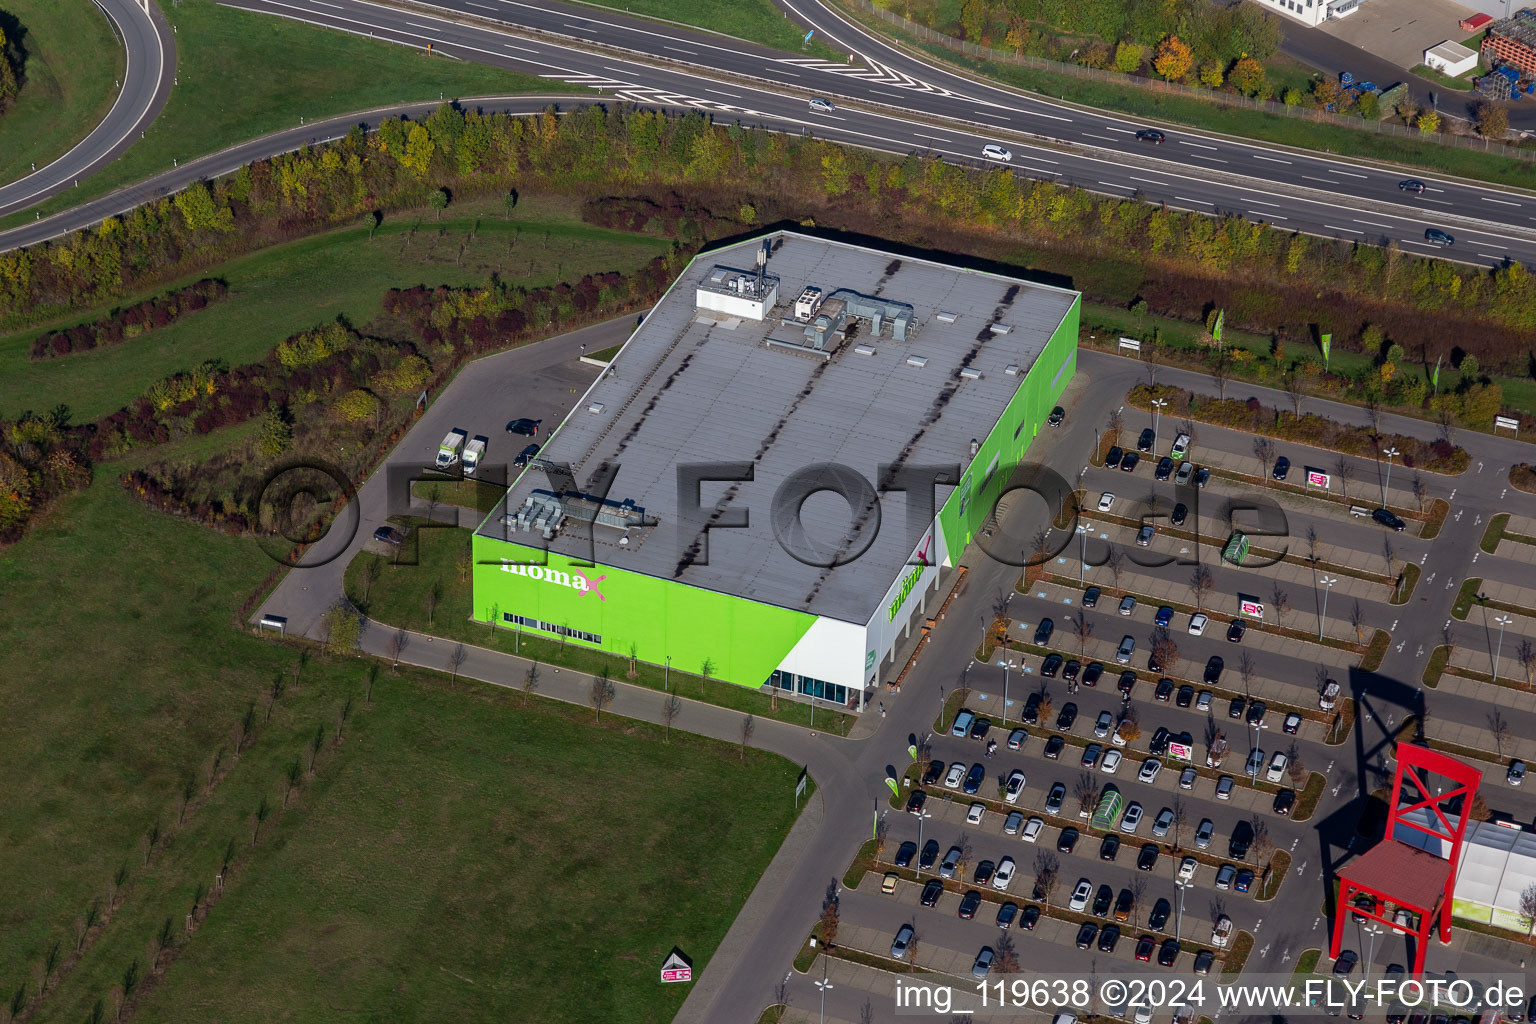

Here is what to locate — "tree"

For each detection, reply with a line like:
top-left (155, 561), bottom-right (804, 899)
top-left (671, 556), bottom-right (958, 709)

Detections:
top-left (1476, 102), bottom-right (1509, 140)
top-left (1312, 76), bottom-right (1343, 110)
top-left (251, 795), bottom-right (270, 845)
top-left (994, 931), bottom-right (1020, 973)
top-left (1410, 475), bottom-right (1428, 514)
top-left (1153, 36), bottom-right (1193, 82)
top-left (1489, 709), bottom-right (1512, 757)
top-left (1288, 747), bottom-right (1308, 788)
top-left (285, 758), bottom-right (302, 806)
top-left (1114, 42), bottom-right (1144, 74)
top-left (1306, 525), bottom-right (1320, 566)
top-left (1106, 547), bottom-right (1126, 595)
top-left (955, 830), bottom-right (974, 873)
top-left (1284, 370), bottom-right (1305, 419)
top-left (700, 657), bottom-right (715, 697)
top-left (1128, 876), bottom-right (1148, 926)
top-left (448, 643), bottom-right (467, 686)
top-left (1238, 652), bottom-right (1257, 698)
top-left (589, 672), bottom-right (616, 722)
top-left (739, 714), bottom-right (755, 760)
top-left (1461, 353), bottom-right (1481, 379)
top-left (522, 659), bottom-right (540, 706)
top-left (1334, 456), bottom-right (1353, 500)
top-left (1209, 354), bottom-right (1230, 400)
top-left (1189, 565), bottom-right (1213, 612)
top-left (1252, 436), bottom-right (1276, 482)
top-left (820, 880), bottom-right (840, 947)
top-left (428, 187), bottom-right (450, 219)
top-left (1250, 816), bottom-right (1273, 863)
top-left (425, 579), bottom-right (442, 626)
top-left (662, 695), bottom-right (682, 742)
top-left (1382, 537), bottom-right (1396, 580)
top-left (1269, 584), bottom-right (1291, 629)
top-left (323, 604), bottom-right (361, 656)
top-left (1170, 798), bottom-right (1188, 850)
top-left (1417, 109), bottom-right (1441, 135)
top-left (1074, 772), bottom-right (1099, 816)
top-left (1520, 883), bottom-right (1536, 932)
top-left (502, 189), bottom-right (518, 219)
top-left (1150, 627), bottom-right (1179, 674)
top-left (456, 541), bottom-right (472, 583)
top-left (1033, 851), bottom-right (1060, 905)
top-left (1518, 638), bottom-right (1536, 687)
top-left (389, 628), bottom-right (408, 668)
top-left (1199, 62), bottom-right (1224, 88)
top-left (1107, 407), bottom-right (1123, 446)
top-left (1228, 57), bottom-right (1267, 97)
top-left (235, 702), bottom-right (256, 755)
top-left (309, 721), bottom-right (326, 773)
top-left (1068, 610), bottom-right (1094, 658)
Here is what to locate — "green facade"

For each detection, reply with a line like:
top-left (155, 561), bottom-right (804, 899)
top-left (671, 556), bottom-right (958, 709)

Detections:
top-left (470, 534), bottom-right (817, 686)
top-left (936, 294), bottom-right (1080, 562)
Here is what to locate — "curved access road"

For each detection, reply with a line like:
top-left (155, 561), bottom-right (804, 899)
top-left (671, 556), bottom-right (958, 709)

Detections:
top-left (0, 0), bottom-right (176, 218)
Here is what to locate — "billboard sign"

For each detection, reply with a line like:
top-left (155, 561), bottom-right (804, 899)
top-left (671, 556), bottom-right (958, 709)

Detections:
top-left (1168, 741), bottom-right (1193, 761)
top-left (1238, 597), bottom-right (1264, 619)
top-left (1305, 469), bottom-right (1330, 489)
top-left (661, 950), bottom-right (693, 983)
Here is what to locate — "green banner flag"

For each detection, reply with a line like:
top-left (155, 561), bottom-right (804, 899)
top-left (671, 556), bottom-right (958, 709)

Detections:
top-left (907, 744), bottom-right (918, 762)
top-left (1432, 354), bottom-right (1441, 392)
top-left (873, 807), bottom-right (878, 839)
top-left (1321, 333), bottom-right (1331, 362)
top-left (1213, 309), bottom-right (1225, 344)
top-left (884, 777), bottom-right (899, 798)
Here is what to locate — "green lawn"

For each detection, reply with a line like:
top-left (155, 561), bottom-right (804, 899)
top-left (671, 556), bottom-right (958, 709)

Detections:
top-left (0, 0), bottom-right (572, 230)
top-left (571, 0), bottom-right (842, 59)
top-left (0, 194), bottom-right (672, 420)
top-left (0, 447), bottom-right (803, 1023)
top-left (346, 524), bottom-right (855, 735)
top-left (0, 0), bottom-right (122, 189)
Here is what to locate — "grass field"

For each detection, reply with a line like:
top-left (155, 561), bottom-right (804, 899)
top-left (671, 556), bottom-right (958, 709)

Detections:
top-left (344, 525), bottom-right (856, 735)
top-left (0, 0), bottom-right (123, 190)
top-left (0, 194), bottom-right (672, 420)
top-left (0, 0), bottom-right (571, 231)
top-left (0, 453), bottom-right (802, 1022)
top-left (570, 0), bottom-right (842, 59)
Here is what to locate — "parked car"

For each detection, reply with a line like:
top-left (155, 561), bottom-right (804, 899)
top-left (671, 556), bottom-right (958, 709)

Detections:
top-left (895, 841), bottom-right (918, 866)
top-left (1022, 816), bottom-right (1045, 843)
top-left (1043, 736), bottom-right (1065, 760)
top-left (1229, 697), bottom-right (1246, 720)
top-left (1115, 888), bottom-right (1136, 922)
top-left (1105, 446), bottom-right (1124, 469)
top-left (1101, 749), bottom-right (1123, 775)
top-left (1149, 898), bottom-right (1171, 930)
top-left (1283, 712), bottom-right (1302, 735)
top-left (1195, 466), bottom-right (1210, 489)
top-left (1138, 759), bottom-right (1162, 784)
top-left (1092, 884), bottom-right (1114, 917)
top-left (1149, 726), bottom-right (1169, 754)
top-left (1152, 806), bottom-right (1175, 837)
top-left (1004, 811), bottom-right (1025, 835)
top-left (1195, 818), bottom-right (1215, 849)
top-left (1204, 656), bottom-right (1224, 684)
top-left (506, 418), bottom-right (540, 436)
top-left (1058, 827), bottom-right (1080, 853)
top-left (1510, 760), bottom-right (1527, 786)
top-left (1136, 935), bottom-right (1157, 961)
top-left (1187, 612), bottom-right (1208, 636)
top-left (1272, 456), bottom-right (1291, 480)
top-left (967, 802), bottom-right (987, 825)
top-left (1098, 924), bottom-right (1122, 953)
top-left (940, 845), bottom-right (962, 877)
top-left (993, 856), bottom-right (1017, 890)
top-left (1083, 586), bottom-right (1101, 608)
top-left (1178, 857), bottom-right (1198, 882)
top-left (1155, 605), bottom-right (1174, 627)
top-left (1100, 834), bottom-right (1121, 861)
top-left (513, 443), bottom-right (541, 467)
top-left (1119, 596), bottom-right (1137, 617)
top-left (1274, 789), bottom-right (1296, 816)
top-left (1034, 618), bottom-right (1055, 645)
top-left (1216, 775), bottom-right (1234, 800)
top-left (373, 525), bottom-right (405, 546)
top-left (972, 946), bottom-right (995, 979)
top-left (1138, 843), bottom-right (1159, 871)
top-left (1137, 524), bottom-right (1155, 546)
top-left (1084, 662), bottom-right (1104, 687)
top-left (1057, 702), bottom-right (1078, 730)
top-left (891, 924), bottom-right (915, 959)
top-left (920, 878), bottom-right (943, 906)
top-left (1373, 508), bottom-right (1406, 532)
top-left (1215, 864), bottom-right (1237, 890)
top-left (964, 762), bottom-right (986, 794)
top-left (1049, 406), bottom-right (1066, 426)
top-left (1118, 670), bottom-right (1137, 695)
top-left (951, 710), bottom-right (975, 737)
top-left (921, 760), bottom-right (946, 786)
top-left (944, 763), bottom-right (966, 788)
top-left (1334, 950), bottom-right (1359, 976)
top-left (1179, 766), bottom-right (1197, 790)
top-left (1094, 710), bottom-right (1114, 738)
top-left (1042, 653), bottom-right (1064, 677)
top-left (1046, 782), bottom-right (1066, 814)
top-left (882, 872), bottom-right (899, 894)
top-left (1020, 905), bottom-right (1040, 930)
top-left (1117, 635), bottom-right (1136, 664)
top-left (1197, 690), bottom-right (1213, 711)
top-left (1176, 684), bottom-right (1195, 708)
top-left (1155, 457), bottom-right (1174, 481)
top-left (1122, 452), bottom-right (1141, 473)
top-left (1005, 769), bottom-right (1027, 803)
top-left (958, 890), bottom-right (983, 918)
top-left (1245, 700), bottom-right (1267, 725)
top-left (1098, 492), bottom-right (1116, 512)
top-left (1176, 461), bottom-right (1195, 485)
top-left (1138, 428), bottom-right (1155, 452)
top-left (1081, 744), bottom-right (1103, 769)
top-left (919, 839), bottom-right (939, 870)
top-left (996, 902), bottom-right (1018, 929)
top-left (905, 790), bottom-right (927, 814)
top-left (1158, 938), bottom-right (1180, 967)
top-left (1063, 660), bottom-right (1081, 685)
top-left (1120, 802), bottom-right (1144, 833)
top-left (1227, 620), bottom-right (1247, 643)
top-left (1155, 677), bottom-right (1174, 702)
top-left (970, 716), bottom-right (991, 741)
top-left (1076, 921), bottom-right (1099, 949)
top-left (1266, 751), bottom-right (1289, 783)
top-left (1193, 949), bottom-right (1216, 974)
top-left (1069, 878), bottom-right (1093, 911)
top-left (1007, 727), bottom-right (1027, 751)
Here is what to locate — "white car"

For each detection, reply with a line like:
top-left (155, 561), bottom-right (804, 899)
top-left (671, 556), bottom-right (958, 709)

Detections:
top-left (1178, 856), bottom-right (1198, 882)
top-left (1098, 492), bottom-right (1116, 512)
top-left (993, 856), bottom-right (1017, 891)
top-left (945, 763), bottom-right (966, 789)
top-left (1119, 802), bottom-right (1144, 833)
top-left (1188, 613), bottom-right (1208, 636)
top-left (1069, 878), bottom-right (1093, 911)
top-left (1112, 720), bottom-right (1133, 747)
top-left (1004, 769), bottom-right (1027, 803)
top-left (808, 96), bottom-right (835, 112)
top-left (1101, 749), bottom-right (1123, 774)
top-left (1022, 816), bottom-right (1044, 843)
top-left (1138, 758), bottom-right (1162, 784)
top-left (967, 802), bottom-right (987, 825)
top-left (1266, 751), bottom-right (1289, 783)
top-left (982, 143), bottom-right (1013, 162)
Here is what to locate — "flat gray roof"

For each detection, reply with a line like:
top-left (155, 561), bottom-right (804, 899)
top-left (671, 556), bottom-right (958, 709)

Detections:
top-left (478, 232), bottom-right (1077, 623)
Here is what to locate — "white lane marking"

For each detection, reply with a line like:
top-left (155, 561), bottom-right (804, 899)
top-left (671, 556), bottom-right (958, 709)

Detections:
top-left (975, 110), bottom-right (1011, 120)
top-left (1250, 211), bottom-right (1287, 220)
top-left (870, 89), bottom-right (903, 98)
top-left (913, 132), bottom-right (957, 142)
top-left (1179, 140), bottom-right (1219, 150)
top-left (1189, 154), bottom-right (1228, 163)
top-left (777, 69), bottom-right (799, 77)
top-left (1246, 199), bottom-right (1280, 207)
top-left (1325, 225), bottom-right (1365, 234)
top-left (1177, 197), bottom-right (1215, 206)
top-left (1353, 219), bottom-right (1396, 230)
top-left (1021, 166), bottom-right (1056, 175)
top-left (1019, 109), bottom-right (1072, 122)
top-left (1129, 176), bottom-right (1171, 187)
top-left (502, 42), bottom-right (537, 52)
top-left (312, 0), bottom-right (343, 6)
top-left (1254, 154), bottom-right (1292, 164)
top-left (1105, 126), bottom-right (1136, 134)
top-left (664, 45), bottom-right (696, 55)
top-left (1303, 175), bottom-right (1339, 185)
top-left (405, 21), bottom-right (438, 30)
top-left (1401, 239), bottom-right (1439, 248)
top-left (1482, 196), bottom-right (1522, 207)
top-left (1099, 181), bottom-right (1134, 189)
top-left (464, 1), bottom-right (496, 8)
top-left (1418, 197), bottom-right (1454, 206)
top-left (704, 88), bottom-right (740, 98)
top-left (1479, 253), bottom-right (1507, 261)
top-left (1082, 132), bottom-right (1116, 141)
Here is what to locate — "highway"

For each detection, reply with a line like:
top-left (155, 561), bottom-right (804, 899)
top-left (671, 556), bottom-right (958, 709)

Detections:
top-left (214, 0), bottom-right (1536, 271)
top-left (0, 0), bottom-right (174, 218)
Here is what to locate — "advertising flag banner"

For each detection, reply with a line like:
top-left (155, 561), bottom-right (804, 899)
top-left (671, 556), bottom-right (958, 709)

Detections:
top-left (1433, 355), bottom-right (1442, 391)
top-left (1213, 309), bottom-right (1225, 345)
top-left (1321, 333), bottom-right (1331, 366)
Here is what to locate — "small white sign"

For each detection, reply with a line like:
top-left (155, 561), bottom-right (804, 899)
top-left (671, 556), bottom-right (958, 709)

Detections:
top-left (1495, 415), bottom-right (1519, 433)
top-left (661, 951), bottom-right (692, 984)
top-left (1118, 337), bottom-right (1142, 354)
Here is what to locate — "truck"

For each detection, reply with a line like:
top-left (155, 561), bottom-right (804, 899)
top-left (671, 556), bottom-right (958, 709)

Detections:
top-left (462, 435), bottom-right (488, 476)
top-left (436, 428), bottom-right (467, 469)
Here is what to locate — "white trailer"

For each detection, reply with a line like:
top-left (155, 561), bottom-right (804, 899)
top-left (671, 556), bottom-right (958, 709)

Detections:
top-left (436, 428), bottom-right (467, 469)
top-left (463, 435), bottom-right (488, 476)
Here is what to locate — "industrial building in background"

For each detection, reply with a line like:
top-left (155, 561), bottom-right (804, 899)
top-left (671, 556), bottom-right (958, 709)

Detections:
top-left (470, 232), bottom-right (1079, 713)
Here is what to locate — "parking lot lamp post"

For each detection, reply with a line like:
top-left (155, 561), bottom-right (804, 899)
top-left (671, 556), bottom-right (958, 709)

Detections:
top-left (1380, 447), bottom-right (1400, 507)
top-left (1318, 575), bottom-right (1338, 642)
top-left (815, 959), bottom-right (833, 1024)
top-left (1078, 524), bottom-right (1088, 583)
top-left (995, 658), bottom-right (1017, 726)
top-left (664, 655), bottom-right (670, 692)
top-left (916, 808), bottom-right (932, 881)
top-left (1360, 920), bottom-right (1385, 983)
top-left (1151, 398), bottom-right (1169, 453)
top-left (1494, 613), bottom-right (1514, 682)
top-left (1174, 879), bottom-right (1192, 941)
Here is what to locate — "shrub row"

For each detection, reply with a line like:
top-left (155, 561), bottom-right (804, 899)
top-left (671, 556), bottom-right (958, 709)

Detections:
top-left (29, 279), bottom-right (228, 360)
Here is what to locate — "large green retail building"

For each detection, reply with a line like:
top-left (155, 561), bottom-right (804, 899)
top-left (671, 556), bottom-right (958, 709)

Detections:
top-left (472, 232), bottom-right (1079, 713)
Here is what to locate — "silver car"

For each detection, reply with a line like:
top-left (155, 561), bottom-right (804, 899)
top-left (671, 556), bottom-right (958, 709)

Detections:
top-left (1116, 635), bottom-right (1136, 664)
top-left (809, 96), bottom-right (836, 112)
top-left (1195, 818), bottom-right (1215, 850)
top-left (891, 923), bottom-right (915, 959)
top-left (1119, 802), bottom-right (1144, 833)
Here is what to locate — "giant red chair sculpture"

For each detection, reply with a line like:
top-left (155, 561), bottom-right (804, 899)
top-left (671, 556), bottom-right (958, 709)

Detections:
top-left (1328, 744), bottom-right (1483, 976)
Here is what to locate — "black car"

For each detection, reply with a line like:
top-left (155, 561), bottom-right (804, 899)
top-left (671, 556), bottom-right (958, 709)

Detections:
top-left (1154, 677), bottom-right (1174, 702)
top-left (1195, 466), bottom-right (1210, 489)
top-left (1138, 428), bottom-right (1156, 452)
top-left (1176, 684), bottom-right (1195, 708)
top-left (1272, 456), bottom-right (1290, 481)
top-left (1399, 179), bottom-right (1426, 193)
top-left (1049, 406), bottom-right (1066, 426)
top-left (1098, 924), bottom-right (1122, 952)
top-left (921, 760), bottom-right (945, 786)
top-left (1056, 702), bottom-right (1078, 730)
top-left (1034, 618), bottom-right (1055, 646)
top-left (513, 443), bottom-right (541, 467)
top-left (919, 839), bottom-right (940, 870)
top-left (1229, 697), bottom-right (1246, 720)
top-left (1076, 922), bottom-right (1099, 949)
top-left (1083, 586), bottom-right (1101, 609)
top-left (1274, 789), bottom-right (1296, 816)
top-left (1083, 662), bottom-right (1104, 687)
top-left (1147, 648), bottom-right (1164, 673)
top-left (1022, 693), bottom-right (1042, 725)
top-left (1171, 502), bottom-right (1188, 526)
top-left (958, 890), bottom-right (982, 919)
top-left (963, 763), bottom-right (986, 794)
top-left (1136, 128), bottom-right (1166, 144)
top-left (1137, 843), bottom-right (1159, 871)
top-left (895, 841), bottom-right (917, 867)
top-left (1204, 656), bottom-right (1224, 685)
top-left (1156, 457), bottom-right (1174, 481)
top-left (1245, 700), bottom-right (1267, 725)
top-left (1043, 736), bottom-right (1065, 759)
top-left (1373, 508), bottom-right (1406, 532)
top-left (1227, 620), bottom-right (1246, 643)
top-left (506, 418), bottom-right (540, 436)
top-left (970, 717), bottom-right (991, 741)
top-left (1158, 938), bottom-right (1180, 966)
top-left (1117, 670), bottom-right (1137, 695)
top-left (1042, 653), bottom-right (1064, 678)
top-left (1193, 949), bottom-right (1216, 974)
top-left (973, 859), bottom-right (995, 886)
top-left (1230, 820), bottom-right (1254, 859)
top-left (1121, 451), bottom-right (1141, 473)
top-left (920, 878), bottom-right (944, 906)
top-left (1333, 950), bottom-right (1359, 976)
top-left (372, 525), bottom-right (405, 546)
top-left (1100, 834), bottom-right (1121, 861)
top-left (1149, 726), bottom-right (1170, 755)
top-left (1063, 659), bottom-right (1081, 684)
top-left (1148, 898), bottom-right (1171, 931)
top-left (905, 790), bottom-right (926, 814)
top-left (1020, 905), bottom-right (1040, 930)
top-left (1092, 884), bottom-right (1113, 917)
top-left (1058, 827), bottom-right (1080, 853)
top-left (1105, 446), bottom-right (1124, 469)
top-left (1425, 228), bottom-right (1454, 247)
top-left (996, 902), bottom-right (1019, 929)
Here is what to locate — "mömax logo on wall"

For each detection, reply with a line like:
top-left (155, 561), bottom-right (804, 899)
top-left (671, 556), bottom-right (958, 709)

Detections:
top-left (500, 561), bottom-right (607, 600)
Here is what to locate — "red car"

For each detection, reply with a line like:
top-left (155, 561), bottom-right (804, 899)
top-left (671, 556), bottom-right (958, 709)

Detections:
top-left (1135, 935), bottom-right (1156, 961)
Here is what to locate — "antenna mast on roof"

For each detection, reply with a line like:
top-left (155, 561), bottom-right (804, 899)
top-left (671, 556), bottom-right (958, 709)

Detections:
top-left (756, 244), bottom-right (767, 299)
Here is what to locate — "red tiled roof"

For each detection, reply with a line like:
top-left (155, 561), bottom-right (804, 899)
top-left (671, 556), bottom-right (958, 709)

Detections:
top-left (1463, 12), bottom-right (1493, 31)
top-left (1341, 842), bottom-right (1452, 912)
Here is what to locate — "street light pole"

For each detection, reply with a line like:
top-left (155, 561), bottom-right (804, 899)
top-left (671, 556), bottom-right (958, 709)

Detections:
top-left (665, 655), bottom-right (671, 692)
top-left (1152, 398), bottom-right (1169, 453)
top-left (1175, 880), bottom-right (1191, 940)
top-left (1494, 613), bottom-right (1514, 681)
top-left (815, 958), bottom-right (833, 1024)
top-left (1318, 574), bottom-right (1338, 642)
top-left (1361, 921), bottom-right (1385, 982)
top-left (1381, 447), bottom-right (1400, 508)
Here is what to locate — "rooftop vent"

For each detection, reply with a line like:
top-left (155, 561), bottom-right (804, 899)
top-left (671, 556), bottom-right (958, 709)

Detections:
top-left (853, 344), bottom-right (876, 356)
top-left (988, 323), bottom-right (1012, 335)
top-left (959, 367), bottom-right (984, 380)
top-left (1004, 364), bottom-right (1021, 376)
top-left (588, 402), bottom-right (605, 414)
top-left (906, 355), bottom-right (928, 368)
top-left (937, 311), bottom-right (958, 324)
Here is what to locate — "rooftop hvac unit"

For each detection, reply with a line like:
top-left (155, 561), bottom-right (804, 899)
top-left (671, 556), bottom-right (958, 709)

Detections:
top-left (988, 323), bottom-right (1012, 335)
top-left (589, 402), bottom-right (605, 414)
top-left (906, 355), bottom-right (928, 368)
top-left (936, 310), bottom-right (958, 323)
top-left (960, 367), bottom-right (983, 380)
top-left (1004, 364), bottom-right (1021, 376)
top-left (794, 286), bottom-right (824, 321)
top-left (853, 344), bottom-right (876, 356)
